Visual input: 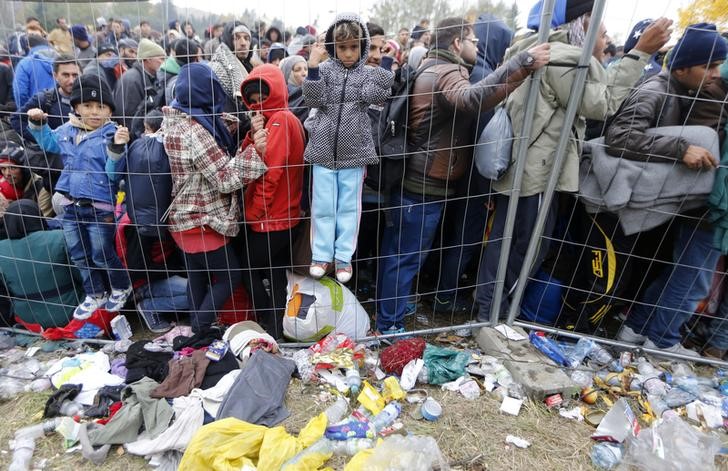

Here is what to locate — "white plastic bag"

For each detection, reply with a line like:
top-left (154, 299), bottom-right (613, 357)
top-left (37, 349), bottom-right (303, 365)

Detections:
top-left (364, 435), bottom-right (449, 471)
top-left (283, 272), bottom-right (370, 342)
top-left (474, 107), bottom-right (513, 180)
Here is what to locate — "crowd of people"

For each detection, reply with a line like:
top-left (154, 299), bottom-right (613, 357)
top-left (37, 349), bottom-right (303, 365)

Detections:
top-left (0, 0), bottom-right (727, 361)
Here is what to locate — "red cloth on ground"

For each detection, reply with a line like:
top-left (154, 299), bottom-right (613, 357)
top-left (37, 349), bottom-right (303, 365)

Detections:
top-left (15, 309), bottom-right (116, 340)
top-left (170, 226), bottom-right (228, 254)
top-left (96, 401), bottom-right (123, 425)
top-left (380, 337), bottom-right (427, 376)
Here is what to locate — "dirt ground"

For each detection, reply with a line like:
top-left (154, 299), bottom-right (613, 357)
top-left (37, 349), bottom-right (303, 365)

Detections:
top-left (0, 375), bottom-right (599, 471)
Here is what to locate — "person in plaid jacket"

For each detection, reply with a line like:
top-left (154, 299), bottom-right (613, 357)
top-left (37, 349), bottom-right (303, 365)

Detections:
top-left (162, 63), bottom-right (266, 332)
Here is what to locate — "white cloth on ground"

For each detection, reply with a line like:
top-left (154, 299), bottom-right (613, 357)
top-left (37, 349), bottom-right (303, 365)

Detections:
top-left (189, 369), bottom-right (240, 417)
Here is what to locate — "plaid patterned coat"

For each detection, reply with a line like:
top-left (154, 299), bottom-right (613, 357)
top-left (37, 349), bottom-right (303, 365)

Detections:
top-left (162, 107), bottom-right (266, 237)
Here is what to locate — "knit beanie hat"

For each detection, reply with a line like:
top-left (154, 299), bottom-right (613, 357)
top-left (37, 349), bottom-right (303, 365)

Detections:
top-left (70, 74), bottom-right (115, 112)
top-left (564, 0), bottom-right (594, 23)
top-left (137, 38), bottom-right (166, 60)
top-left (527, 0), bottom-right (594, 31)
top-left (668, 23), bottom-right (727, 70)
top-left (623, 19), bottom-right (653, 54)
top-left (70, 24), bottom-right (89, 43)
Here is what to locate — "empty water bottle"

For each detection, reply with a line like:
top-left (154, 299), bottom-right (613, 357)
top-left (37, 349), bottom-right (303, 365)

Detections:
top-left (345, 367), bottom-right (361, 395)
top-left (636, 357), bottom-right (659, 377)
top-left (328, 438), bottom-right (375, 455)
top-left (371, 402), bottom-right (401, 431)
top-left (591, 442), bottom-right (623, 470)
top-left (9, 418), bottom-right (60, 471)
top-left (571, 370), bottom-right (594, 388)
top-left (588, 344), bottom-right (623, 373)
top-left (324, 396), bottom-right (349, 424)
top-left (566, 338), bottom-right (595, 368)
top-left (664, 387), bottom-right (696, 408)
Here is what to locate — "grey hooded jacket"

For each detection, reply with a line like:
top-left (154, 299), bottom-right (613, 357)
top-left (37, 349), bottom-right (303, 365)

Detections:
top-left (303, 12), bottom-right (395, 169)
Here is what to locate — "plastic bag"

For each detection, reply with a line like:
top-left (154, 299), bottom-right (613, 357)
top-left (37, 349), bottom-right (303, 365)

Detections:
top-left (284, 272), bottom-right (370, 342)
top-left (423, 344), bottom-right (469, 385)
top-left (619, 416), bottom-right (721, 471)
top-left (362, 435), bottom-right (449, 471)
top-left (180, 413), bottom-right (328, 471)
top-left (474, 107), bottom-right (513, 180)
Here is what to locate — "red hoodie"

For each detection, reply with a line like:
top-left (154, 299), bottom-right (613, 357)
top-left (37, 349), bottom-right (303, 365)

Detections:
top-left (241, 64), bottom-right (305, 233)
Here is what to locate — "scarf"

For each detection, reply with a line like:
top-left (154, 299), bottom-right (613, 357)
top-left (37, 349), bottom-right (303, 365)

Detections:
top-left (564, 15), bottom-right (588, 48)
top-left (172, 63), bottom-right (237, 155)
top-left (427, 48), bottom-right (474, 72)
top-left (0, 178), bottom-right (23, 201)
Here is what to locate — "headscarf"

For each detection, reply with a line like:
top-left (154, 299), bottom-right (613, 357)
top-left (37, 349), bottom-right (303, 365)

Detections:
top-left (172, 63), bottom-right (236, 155)
top-left (407, 46), bottom-right (428, 69)
top-left (280, 55), bottom-right (306, 86)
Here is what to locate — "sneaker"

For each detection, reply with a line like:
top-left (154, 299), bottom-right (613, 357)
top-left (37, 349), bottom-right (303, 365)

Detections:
top-left (106, 286), bottom-right (133, 312)
top-left (377, 327), bottom-right (407, 345)
top-left (432, 295), bottom-right (474, 315)
top-left (137, 301), bottom-right (172, 333)
top-left (309, 261), bottom-right (330, 279)
top-left (74, 294), bottom-right (108, 320)
top-left (335, 263), bottom-right (352, 284)
top-left (616, 324), bottom-right (647, 344)
top-left (643, 339), bottom-right (700, 358)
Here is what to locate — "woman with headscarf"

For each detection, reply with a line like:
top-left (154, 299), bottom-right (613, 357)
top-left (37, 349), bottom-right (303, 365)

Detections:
top-left (0, 142), bottom-right (53, 218)
top-left (162, 62), bottom-right (267, 332)
top-left (279, 55), bottom-right (309, 124)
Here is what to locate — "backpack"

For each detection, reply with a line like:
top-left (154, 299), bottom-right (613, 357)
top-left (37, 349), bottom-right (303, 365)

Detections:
top-left (129, 82), bottom-right (166, 140)
top-left (125, 133), bottom-right (172, 238)
top-left (368, 62), bottom-right (438, 194)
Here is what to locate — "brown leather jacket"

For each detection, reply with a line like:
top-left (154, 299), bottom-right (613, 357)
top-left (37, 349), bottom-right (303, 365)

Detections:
top-left (403, 49), bottom-right (532, 197)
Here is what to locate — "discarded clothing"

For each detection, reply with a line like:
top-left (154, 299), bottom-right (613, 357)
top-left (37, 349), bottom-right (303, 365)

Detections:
top-left (89, 378), bottom-right (174, 446)
top-left (84, 385), bottom-right (124, 418)
top-left (223, 321), bottom-right (278, 364)
top-left (190, 369), bottom-right (241, 417)
top-left (45, 351), bottom-right (124, 405)
top-left (151, 349), bottom-right (210, 398)
top-left (44, 383), bottom-right (82, 418)
top-left (173, 326), bottom-right (223, 350)
top-left (125, 340), bottom-right (173, 384)
top-left (126, 395), bottom-right (205, 464)
top-left (200, 350), bottom-right (239, 390)
top-left (216, 350), bottom-right (295, 426)
top-left (154, 325), bottom-right (194, 345)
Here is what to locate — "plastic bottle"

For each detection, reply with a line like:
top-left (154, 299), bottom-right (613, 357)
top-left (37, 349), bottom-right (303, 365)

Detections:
top-left (590, 442), bottom-right (623, 470)
top-left (641, 377), bottom-right (669, 396)
top-left (636, 357), bottom-right (660, 377)
top-left (59, 401), bottom-right (82, 417)
top-left (282, 437), bottom-right (374, 466)
top-left (571, 370), bottom-right (594, 388)
top-left (566, 338), bottom-right (595, 368)
top-left (324, 396), bottom-right (349, 424)
top-left (722, 397), bottom-right (728, 418)
top-left (587, 344), bottom-right (624, 373)
top-left (292, 349), bottom-right (314, 383)
top-left (664, 387), bottom-right (696, 408)
top-left (371, 402), bottom-right (401, 431)
top-left (528, 332), bottom-right (570, 367)
top-left (345, 368), bottom-right (361, 395)
top-left (9, 418), bottom-right (60, 471)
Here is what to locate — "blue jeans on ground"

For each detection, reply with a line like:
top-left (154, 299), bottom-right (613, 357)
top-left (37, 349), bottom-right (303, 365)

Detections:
top-left (626, 223), bottom-right (720, 348)
top-left (136, 275), bottom-right (189, 314)
top-left (310, 165), bottom-right (365, 265)
top-left (376, 191), bottom-right (445, 331)
top-left (62, 204), bottom-right (129, 296)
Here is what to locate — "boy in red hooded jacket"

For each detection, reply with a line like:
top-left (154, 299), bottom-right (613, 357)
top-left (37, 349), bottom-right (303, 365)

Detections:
top-left (240, 64), bottom-right (305, 338)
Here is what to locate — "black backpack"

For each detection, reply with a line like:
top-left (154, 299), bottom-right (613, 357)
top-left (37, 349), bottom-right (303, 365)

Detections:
top-left (126, 133), bottom-right (172, 239)
top-left (130, 82), bottom-right (166, 141)
top-left (368, 62), bottom-right (438, 194)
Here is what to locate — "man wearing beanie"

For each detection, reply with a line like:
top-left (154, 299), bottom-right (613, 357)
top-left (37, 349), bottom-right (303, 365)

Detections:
top-left (607, 23), bottom-right (727, 357)
top-left (70, 24), bottom-right (96, 69)
top-left (159, 38), bottom-right (202, 105)
top-left (113, 38), bottom-right (166, 132)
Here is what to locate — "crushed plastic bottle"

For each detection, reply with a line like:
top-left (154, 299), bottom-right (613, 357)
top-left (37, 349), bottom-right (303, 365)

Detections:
top-left (282, 437), bottom-right (374, 466)
top-left (9, 418), bottom-right (60, 471)
top-left (664, 387), bottom-right (696, 408)
top-left (529, 332), bottom-right (570, 367)
top-left (636, 357), bottom-right (660, 377)
top-left (324, 396), bottom-right (349, 424)
top-left (292, 349), bottom-right (315, 383)
top-left (591, 442), bottom-right (623, 470)
top-left (587, 344), bottom-right (623, 373)
top-left (566, 338), bottom-right (595, 368)
top-left (571, 370), bottom-right (594, 388)
top-left (648, 394), bottom-right (679, 419)
top-left (371, 402), bottom-right (401, 431)
top-left (345, 367), bottom-right (361, 395)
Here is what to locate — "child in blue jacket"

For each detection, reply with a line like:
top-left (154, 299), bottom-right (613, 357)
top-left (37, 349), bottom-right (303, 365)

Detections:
top-left (28, 75), bottom-right (132, 319)
top-left (303, 12), bottom-right (394, 283)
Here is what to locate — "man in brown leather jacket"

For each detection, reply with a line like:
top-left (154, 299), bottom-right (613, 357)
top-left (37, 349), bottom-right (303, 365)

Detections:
top-left (375, 17), bottom-right (549, 334)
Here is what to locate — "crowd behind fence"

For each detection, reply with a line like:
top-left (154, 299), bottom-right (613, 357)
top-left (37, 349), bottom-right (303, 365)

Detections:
top-left (0, 0), bottom-right (727, 368)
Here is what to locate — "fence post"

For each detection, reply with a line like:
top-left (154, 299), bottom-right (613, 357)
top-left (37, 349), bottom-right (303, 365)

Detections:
top-left (505, 0), bottom-right (608, 325)
top-left (488, 0), bottom-right (557, 326)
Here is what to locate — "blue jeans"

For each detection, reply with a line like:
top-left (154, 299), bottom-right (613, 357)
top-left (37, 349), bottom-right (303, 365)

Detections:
top-left (310, 165), bottom-right (365, 264)
top-left (376, 191), bottom-right (444, 331)
top-left (62, 204), bottom-right (129, 296)
top-left (627, 223), bottom-right (720, 348)
top-left (136, 275), bottom-right (189, 314)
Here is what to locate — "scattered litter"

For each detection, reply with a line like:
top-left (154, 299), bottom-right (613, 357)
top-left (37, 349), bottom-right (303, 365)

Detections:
top-left (400, 358), bottom-right (424, 391)
top-left (592, 398), bottom-right (639, 443)
top-left (458, 379), bottom-right (481, 400)
top-left (495, 324), bottom-right (526, 341)
top-left (559, 406), bottom-right (584, 421)
top-left (505, 434), bottom-right (531, 449)
top-left (499, 396), bottom-right (523, 416)
top-left (420, 397), bottom-right (442, 422)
